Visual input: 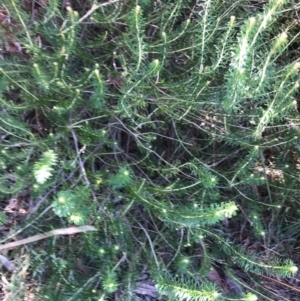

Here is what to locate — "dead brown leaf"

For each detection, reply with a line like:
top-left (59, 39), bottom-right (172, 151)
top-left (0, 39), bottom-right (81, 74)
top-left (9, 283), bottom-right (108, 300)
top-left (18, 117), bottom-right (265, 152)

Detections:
top-left (4, 198), bottom-right (19, 212)
top-left (0, 8), bottom-right (9, 24)
top-left (134, 282), bottom-right (159, 299)
top-left (207, 267), bottom-right (224, 288)
top-left (4, 41), bottom-right (22, 54)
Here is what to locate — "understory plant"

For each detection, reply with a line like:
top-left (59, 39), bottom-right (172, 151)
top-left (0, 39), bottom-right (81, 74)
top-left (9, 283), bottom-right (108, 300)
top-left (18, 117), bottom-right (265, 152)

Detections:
top-left (0, 0), bottom-right (300, 300)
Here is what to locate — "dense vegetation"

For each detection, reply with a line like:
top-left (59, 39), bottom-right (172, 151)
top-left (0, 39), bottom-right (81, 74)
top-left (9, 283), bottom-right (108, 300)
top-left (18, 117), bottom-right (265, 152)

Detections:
top-left (0, 0), bottom-right (300, 300)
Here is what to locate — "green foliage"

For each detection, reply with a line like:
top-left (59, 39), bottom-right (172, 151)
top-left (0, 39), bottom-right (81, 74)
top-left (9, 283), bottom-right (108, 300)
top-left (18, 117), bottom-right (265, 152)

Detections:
top-left (156, 277), bottom-right (220, 301)
top-left (52, 187), bottom-right (91, 225)
top-left (0, 0), bottom-right (300, 300)
top-left (161, 201), bottom-right (238, 227)
top-left (0, 211), bottom-right (6, 226)
top-left (108, 167), bottom-right (133, 189)
top-left (102, 271), bottom-right (119, 293)
top-left (33, 150), bottom-right (58, 184)
top-left (52, 190), bottom-right (76, 218)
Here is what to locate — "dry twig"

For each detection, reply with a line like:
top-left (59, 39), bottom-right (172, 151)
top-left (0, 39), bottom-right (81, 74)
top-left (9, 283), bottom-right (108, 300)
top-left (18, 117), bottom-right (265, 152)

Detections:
top-left (0, 225), bottom-right (97, 251)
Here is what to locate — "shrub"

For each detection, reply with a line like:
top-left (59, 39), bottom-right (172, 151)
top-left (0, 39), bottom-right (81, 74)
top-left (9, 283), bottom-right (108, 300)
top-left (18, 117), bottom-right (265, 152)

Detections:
top-left (0, 0), bottom-right (299, 300)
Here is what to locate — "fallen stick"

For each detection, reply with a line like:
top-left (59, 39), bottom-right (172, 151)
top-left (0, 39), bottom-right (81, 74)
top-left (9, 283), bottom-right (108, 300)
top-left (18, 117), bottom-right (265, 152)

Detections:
top-left (0, 225), bottom-right (97, 251)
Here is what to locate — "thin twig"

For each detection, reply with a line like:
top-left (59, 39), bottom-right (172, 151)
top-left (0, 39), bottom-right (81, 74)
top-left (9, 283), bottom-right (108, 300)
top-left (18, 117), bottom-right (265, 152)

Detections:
top-left (261, 274), bottom-right (300, 294)
top-left (70, 128), bottom-right (97, 201)
top-left (136, 222), bottom-right (159, 268)
top-left (61, 0), bottom-right (120, 34)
